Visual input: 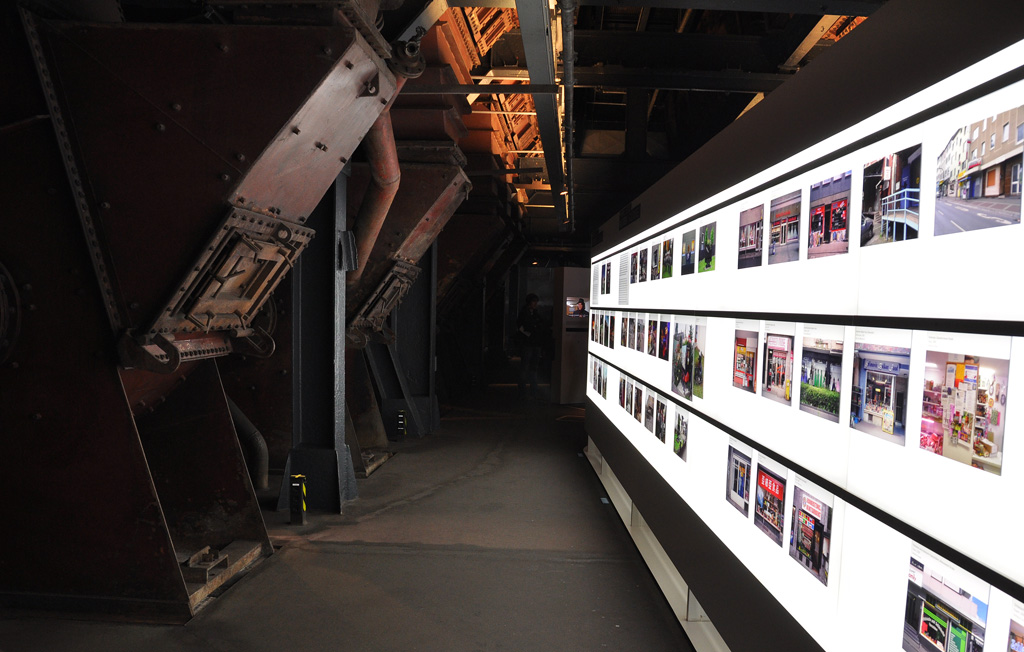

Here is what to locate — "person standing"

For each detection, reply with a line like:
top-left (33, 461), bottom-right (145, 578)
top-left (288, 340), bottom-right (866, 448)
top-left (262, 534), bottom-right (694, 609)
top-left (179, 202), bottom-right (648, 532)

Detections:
top-left (517, 293), bottom-right (544, 399)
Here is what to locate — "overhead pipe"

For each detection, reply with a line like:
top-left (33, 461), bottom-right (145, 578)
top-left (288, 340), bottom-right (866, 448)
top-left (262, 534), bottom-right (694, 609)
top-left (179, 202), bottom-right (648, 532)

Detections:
top-left (349, 37), bottom-right (426, 286)
top-left (560, 0), bottom-right (577, 233)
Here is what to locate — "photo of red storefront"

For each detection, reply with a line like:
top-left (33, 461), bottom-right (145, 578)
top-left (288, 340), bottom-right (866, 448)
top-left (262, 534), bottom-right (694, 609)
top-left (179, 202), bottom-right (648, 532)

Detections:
top-left (754, 465), bottom-right (786, 546)
top-left (789, 484), bottom-right (832, 586)
top-left (807, 171), bottom-right (851, 259)
top-left (733, 329), bottom-right (758, 393)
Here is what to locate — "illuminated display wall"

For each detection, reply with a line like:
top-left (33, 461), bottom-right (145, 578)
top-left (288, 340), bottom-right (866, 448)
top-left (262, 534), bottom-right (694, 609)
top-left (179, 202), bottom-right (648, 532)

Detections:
top-left (586, 10), bottom-right (1024, 652)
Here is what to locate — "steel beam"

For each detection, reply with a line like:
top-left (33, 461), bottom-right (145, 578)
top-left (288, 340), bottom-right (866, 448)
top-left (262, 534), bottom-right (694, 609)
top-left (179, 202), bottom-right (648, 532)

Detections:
top-left (451, 0), bottom-right (884, 14)
top-left (573, 66), bottom-right (790, 92)
top-left (514, 0), bottom-right (566, 215)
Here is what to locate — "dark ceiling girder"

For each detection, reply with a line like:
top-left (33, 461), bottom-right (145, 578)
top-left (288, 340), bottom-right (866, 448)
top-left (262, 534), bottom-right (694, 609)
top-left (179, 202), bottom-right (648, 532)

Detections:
top-left (401, 84), bottom-right (559, 94)
top-left (449, 0), bottom-right (884, 14)
top-left (514, 0), bottom-right (566, 215)
top-left (573, 66), bottom-right (791, 92)
top-left (570, 31), bottom-right (775, 71)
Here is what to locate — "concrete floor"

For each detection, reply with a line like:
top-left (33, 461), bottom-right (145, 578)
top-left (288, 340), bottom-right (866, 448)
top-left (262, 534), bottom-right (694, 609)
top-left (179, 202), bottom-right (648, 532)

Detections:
top-left (0, 388), bottom-right (693, 651)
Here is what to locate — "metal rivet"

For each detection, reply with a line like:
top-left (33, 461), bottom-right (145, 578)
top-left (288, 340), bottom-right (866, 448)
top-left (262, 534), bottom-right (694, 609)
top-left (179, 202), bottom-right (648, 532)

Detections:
top-left (155, 123), bottom-right (166, 132)
top-left (292, 126), bottom-right (301, 135)
top-left (322, 47), bottom-right (332, 56)
top-left (32, 413), bottom-right (43, 421)
top-left (99, 201), bottom-right (110, 209)
top-left (220, 173), bottom-right (231, 181)
top-left (236, 153), bottom-right (246, 162)
top-left (344, 61), bottom-right (353, 69)
top-left (339, 156), bottom-right (348, 163)
top-left (219, 43), bottom-right (229, 52)
top-left (170, 102), bottom-right (182, 111)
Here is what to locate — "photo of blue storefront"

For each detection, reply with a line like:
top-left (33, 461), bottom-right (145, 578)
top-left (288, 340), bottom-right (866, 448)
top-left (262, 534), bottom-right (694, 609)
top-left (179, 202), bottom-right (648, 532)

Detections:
top-left (850, 343), bottom-right (911, 446)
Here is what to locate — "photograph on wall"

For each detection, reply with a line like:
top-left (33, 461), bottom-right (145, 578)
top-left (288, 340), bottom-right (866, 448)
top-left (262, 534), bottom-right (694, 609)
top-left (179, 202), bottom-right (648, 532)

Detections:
top-left (1007, 599), bottom-right (1024, 652)
top-left (850, 327), bottom-right (911, 446)
top-left (620, 314), bottom-right (628, 347)
top-left (645, 394), bottom-right (655, 432)
top-left (680, 229), bottom-right (696, 275)
top-left (725, 442), bottom-right (753, 516)
top-left (659, 320), bottom-right (671, 361)
top-left (636, 317), bottom-right (645, 352)
top-left (619, 377), bottom-right (626, 408)
top-left (628, 316), bottom-right (636, 350)
top-left (935, 104), bottom-right (1023, 236)
top-left (672, 317), bottom-right (695, 401)
top-left (601, 364), bottom-right (608, 399)
top-left (738, 204), bottom-right (764, 269)
top-left (807, 171), bottom-right (851, 259)
top-left (693, 317), bottom-right (708, 399)
top-left (733, 322), bottom-right (760, 393)
top-left (674, 407), bottom-right (688, 461)
top-left (800, 324), bottom-right (844, 423)
top-left (638, 248), bottom-right (648, 282)
top-left (600, 264), bottom-right (607, 295)
top-left (762, 323), bottom-right (796, 406)
top-left (630, 251), bottom-right (638, 283)
top-left (902, 544), bottom-right (989, 652)
top-left (920, 336), bottom-right (1010, 476)
top-left (788, 477), bottom-right (833, 586)
top-left (625, 380), bottom-right (634, 414)
top-left (648, 318), bottom-right (658, 357)
top-left (634, 386), bottom-right (644, 422)
top-left (609, 315), bottom-right (615, 349)
top-left (862, 144), bottom-right (922, 245)
top-left (655, 397), bottom-right (667, 442)
top-left (753, 456), bottom-right (787, 547)
top-left (651, 243), bottom-right (662, 280)
top-left (565, 296), bottom-right (590, 318)
top-left (698, 222), bottom-right (717, 272)
top-left (662, 238), bottom-right (675, 278)
top-left (769, 189), bottom-right (801, 264)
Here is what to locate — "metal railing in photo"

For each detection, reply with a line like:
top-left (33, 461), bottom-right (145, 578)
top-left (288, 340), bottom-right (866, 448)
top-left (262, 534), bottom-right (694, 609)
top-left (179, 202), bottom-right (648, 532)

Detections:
top-left (881, 187), bottom-right (921, 241)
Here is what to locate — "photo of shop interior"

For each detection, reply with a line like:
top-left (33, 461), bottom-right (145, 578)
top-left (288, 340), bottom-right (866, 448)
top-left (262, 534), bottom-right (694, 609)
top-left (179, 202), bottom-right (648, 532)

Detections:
top-left (734, 330), bottom-right (759, 393)
top-left (807, 171), bottom-right (851, 259)
top-left (699, 222), bottom-right (717, 272)
top-left (902, 556), bottom-right (987, 652)
top-left (862, 145), bottom-right (922, 245)
top-left (850, 344), bottom-right (910, 445)
top-left (648, 320), bottom-right (658, 356)
top-left (672, 323), bottom-right (695, 400)
top-left (634, 387), bottom-right (643, 422)
top-left (738, 205), bottom-right (764, 269)
top-left (681, 230), bottom-right (696, 275)
top-left (659, 321), bottom-right (670, 360)
top-left (800, 338), bottom-right (843, 422)
top-left (638, 249), bottom-right (648, 282)
top-left (651, 244), bottom-right (661, 280)
top-left (754, 466), bottom-right (786, 546)
top-left (725, 446), bottom-right (752, 516)
top-left (655, 400), bottom-right (667, 442)
top-left (769, 190), bottom-right (801, 264)
top-left (788, 486), bottom-right (831, 586)
top-left (920, 351), bottom-right (1008, 475)
top-left (674, 412), bottom-right (688, 461)
top-left (630, 252), bottom-right (638, 283)
top-left (645, 395), bottom-right (655, 431)
top-left (693, 324), bottom-right (707, 399)
top-left (662, 238), bottom-right (674, 278)
top-left (762, 334), bottom-right (795, 405)
top-left (1009, 617), bottom-right (1024, 652)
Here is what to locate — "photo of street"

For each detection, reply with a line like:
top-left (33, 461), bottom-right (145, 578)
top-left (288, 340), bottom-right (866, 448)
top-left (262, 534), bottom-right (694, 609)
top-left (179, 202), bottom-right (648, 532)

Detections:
top-left (680, 229), bottom-right (696, 275)
top-left (936, 104), bottom-right (1023, 236)
top-left (699, 222), bottom-right (716, 272)
top-left (807, 171), bottom-right (851, 259)
top-left (769, 189), bottom-right (801, 264)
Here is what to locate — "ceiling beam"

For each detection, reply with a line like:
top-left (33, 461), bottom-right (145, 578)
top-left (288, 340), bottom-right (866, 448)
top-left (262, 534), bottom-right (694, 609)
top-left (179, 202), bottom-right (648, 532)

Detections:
top-left (514, 0), bottom-right (566, 215)
top-left (487, 65), bottom-right (790, 92)
top-left (449, 0), bottom-right (884, 15)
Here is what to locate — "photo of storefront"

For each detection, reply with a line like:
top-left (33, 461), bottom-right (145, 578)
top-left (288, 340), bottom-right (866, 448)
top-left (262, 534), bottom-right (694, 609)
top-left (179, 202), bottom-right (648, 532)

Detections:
top-left (635, 317), bottom-right (644, 352)
top-left (650, 243), bottom-right (661, 280)
top-left (738, 205), bottom-right (764, 269)
top-left (681, 230), bottom-right (696, 275)
top-left (1008, 613), bottom-right (1024, 652)
top-left (634, 386), bottom-right (643, 422)
top-left (659, 321), bottom-right (670, 360)
top-left (674, 410), bottom-right (688, 461)
top-left (672, 320), bottom-right (694, 401)
top-left (638, 248), bottom-right (648, 282)
top-left (645, 394), bottom-right (655, 431)
top-left (920, 351), bottom-right (1008, 476)
top-left (648, 319), bottom-right (657, 356)
top-left (628, 317), bottom-right (636, 349)
top-left (619, 378), bottom-right (626, 408)
top-left (903, 550), bottom-right (989, 652)
top-left (935, 105), bottom-right (1023, 236)
top-left (693, 319), bottom-right (707, 399)
top-left (733, 329), bottom-right (759, 393)
top-left (625, 380), bottom-right (633, 414)
top-left (630, 251), bottom-right (638, 283)
top-left (725, 445), bottom-right (752, 516)
top-left (754, 465), bottom-right (786, 546)
top-left (788, 484), bottom-right (832, 586)
top-left (807, 171), bottom-right (851, 259)
top-left (850, 343), bottom-right (910, 445)
top-left (762, 333), bottom-right (795, 406)
top-left (662, 238), bottom-right (674, 278)
top-left (769, 189), bottom-right (801, 264)
top-left (800, 337), bottom-right (843, 422)
top-left (862, 145), bottom-right (922, 245)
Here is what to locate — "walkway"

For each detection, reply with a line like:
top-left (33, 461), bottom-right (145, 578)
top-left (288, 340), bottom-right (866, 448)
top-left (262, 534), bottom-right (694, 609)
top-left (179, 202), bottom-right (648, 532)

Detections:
top-left (0, 387), bottom-right (693, 652)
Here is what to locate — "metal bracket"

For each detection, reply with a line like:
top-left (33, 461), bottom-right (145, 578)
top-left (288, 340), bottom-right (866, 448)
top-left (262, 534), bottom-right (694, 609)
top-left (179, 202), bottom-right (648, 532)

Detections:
top-left (118, 332), bottom-right (182, 373)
